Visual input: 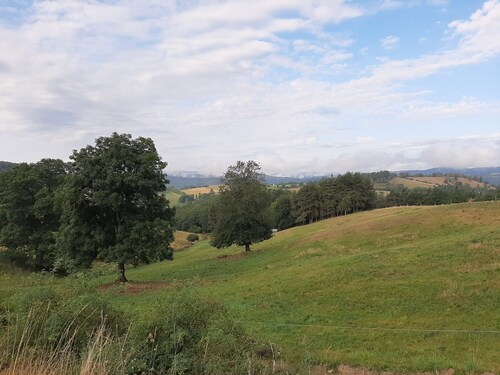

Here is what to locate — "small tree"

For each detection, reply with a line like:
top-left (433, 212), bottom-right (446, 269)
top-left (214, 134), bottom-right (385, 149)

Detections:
top-left (211, 161), bottom-right (271, 252)
top-left (58, 133), bottom-right (175, 282)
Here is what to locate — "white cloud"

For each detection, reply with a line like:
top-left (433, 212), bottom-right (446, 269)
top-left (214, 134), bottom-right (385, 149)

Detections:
top-left (421, 143), bottom-right (500, 168)
top-left (0, 0), bottom-right (499, 175)
top-left (405, 97), bottom-right (500, 119)
top-left (380, 35), bottom-right (400, 50)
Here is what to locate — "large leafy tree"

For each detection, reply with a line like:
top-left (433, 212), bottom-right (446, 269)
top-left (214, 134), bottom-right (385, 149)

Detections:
top-left (58, 133), bottom-right (174, 282)
top-left (211, 161), bottom-right (272, 252)
top-left (0, 159), bottom-right (67, 270)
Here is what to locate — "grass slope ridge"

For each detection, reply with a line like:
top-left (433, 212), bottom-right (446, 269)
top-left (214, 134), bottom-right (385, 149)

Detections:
top-left (117, 202), bottom-right (500, 372)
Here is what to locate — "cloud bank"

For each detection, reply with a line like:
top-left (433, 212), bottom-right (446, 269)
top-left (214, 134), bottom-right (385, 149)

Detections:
top-left (0, 0), bottom-right (499, 175)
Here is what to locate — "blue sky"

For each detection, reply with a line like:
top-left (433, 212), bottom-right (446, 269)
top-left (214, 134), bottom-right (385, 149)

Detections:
top-left (0, 0), bottom-right (499, 176)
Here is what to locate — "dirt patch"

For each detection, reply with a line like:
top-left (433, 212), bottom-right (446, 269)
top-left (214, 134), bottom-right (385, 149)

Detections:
top-left (99, 281), bottom-right (173, 294)
top-left (468, 242), bottom-right (484, 250)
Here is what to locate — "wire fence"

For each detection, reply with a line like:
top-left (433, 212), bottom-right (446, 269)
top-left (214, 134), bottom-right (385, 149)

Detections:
top-left (236, 320), bottom-right (500, 335)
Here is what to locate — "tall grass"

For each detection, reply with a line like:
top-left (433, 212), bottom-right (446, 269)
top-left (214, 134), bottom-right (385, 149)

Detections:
top-left (0, 304), bottom-right (130, 375)
top-left (0, 288), bottom-right (275, 375)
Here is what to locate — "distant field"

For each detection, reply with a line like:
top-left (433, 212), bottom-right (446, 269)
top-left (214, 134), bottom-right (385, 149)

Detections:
top-left (181, 184), bottom-right (220, 195)
top-left (390, 176), bottom-right (487, 189)
top-left (390, 177), bottom-right (434, 188)
top-left (1, 202), bottom-right (499, 372)
top-left (165, 190), bottom-right (182, 206)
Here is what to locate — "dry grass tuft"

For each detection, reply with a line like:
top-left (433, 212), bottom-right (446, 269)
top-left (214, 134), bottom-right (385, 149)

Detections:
top-left (468, 242), bottom-right (484, 250)
top-left (296, 248), bottom-right (324, 258)
top-left (0, 309), bottom-right (128, 375)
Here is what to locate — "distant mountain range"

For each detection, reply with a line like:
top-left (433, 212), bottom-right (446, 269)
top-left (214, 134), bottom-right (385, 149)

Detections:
top-left (2, 161), bottom-right (499, 187)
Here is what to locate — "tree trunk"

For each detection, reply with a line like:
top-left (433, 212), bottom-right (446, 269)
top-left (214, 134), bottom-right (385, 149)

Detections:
top-left (245, 243), bottom-right (251, 252)
top-left (117, 262), bottom-right (128, 283)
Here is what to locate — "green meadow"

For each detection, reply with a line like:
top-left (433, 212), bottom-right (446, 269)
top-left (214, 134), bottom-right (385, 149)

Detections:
top-left (165, 190), bottom-right (182, 206)
top-left (1, 202), bottom-right (499, 373)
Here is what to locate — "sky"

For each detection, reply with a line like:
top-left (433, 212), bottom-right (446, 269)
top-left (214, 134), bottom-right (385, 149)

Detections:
top-left (0, 0), bottom-right (499, 176)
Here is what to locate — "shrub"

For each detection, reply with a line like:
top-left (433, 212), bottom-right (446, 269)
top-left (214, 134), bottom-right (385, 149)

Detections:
top-left (125, 290), bottom-right (258, 374)
top-left (186, 233), bottom-right (199, 242)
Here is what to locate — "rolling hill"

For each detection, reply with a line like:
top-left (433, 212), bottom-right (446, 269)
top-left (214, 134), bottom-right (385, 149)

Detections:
top-left (389, 176), bottom-right (490, 189)
top-left (105, 202), bottom-right (500, 372)
top-left (1, 202), bottom-right (499, 372)
top-left (401, 167), bottom-right (500, 186)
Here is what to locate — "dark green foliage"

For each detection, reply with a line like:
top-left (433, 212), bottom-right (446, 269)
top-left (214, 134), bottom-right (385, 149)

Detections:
top-left (186, 233), bottom-right (199, 242)
top-left (0, 159), bottom-right (67, 270)
top-left (363, 170), bottom-right (396, 183)
top-left (383, 184), bottom-right (498, 207)
top-left (329, 172), bottom-right (377, 215)
top-left (175, 194), bottom-right (219, 233)
top-left (271, 193), bottom-right (295, 230)
top-left (126, 290), bottom-right (256, 374)
top-left (294, 183), bottom-right (322, 225)
top-left (211, 161), bottom-right (272, 252)
top-left (57, 133), bottom-right (175, 281)
top-left (272, 172), bottom-right (376, 230)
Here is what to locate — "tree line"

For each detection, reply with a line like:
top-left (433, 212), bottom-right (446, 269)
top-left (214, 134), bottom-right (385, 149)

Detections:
top-left (381, 184), bottom-right (497, 207)
top-left (176, 171), bottom-right (499, 234)
top-left (0, 133), bottom-right (174, 281)
top-left (176, 172), bottom-right (377, 233)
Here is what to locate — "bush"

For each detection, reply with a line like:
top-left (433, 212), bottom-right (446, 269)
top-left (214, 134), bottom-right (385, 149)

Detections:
top-left (125, 290), bottom-right (258, 374)
top-left (186, 233), bottom-right (199, 242)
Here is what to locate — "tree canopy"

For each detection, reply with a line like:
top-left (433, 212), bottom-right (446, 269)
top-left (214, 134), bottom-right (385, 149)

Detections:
top-left (211, 161), bottom-right (272, 252)
top-left (58, 133), bottom-right (174, 281)
top-left (0, 159), bottom-right (67, 270)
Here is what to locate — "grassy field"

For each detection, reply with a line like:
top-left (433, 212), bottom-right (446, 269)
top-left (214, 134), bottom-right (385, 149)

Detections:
top-left (165, 190), bottom-right (182, 206)
top-left (181, 185), bottom-right (220, 195)
top-left (389, 177), bottom-right (488, 189)
top-left (390, 177), bottom-right (436, 188)
top-left (1, 202), bottom-right (499, 373)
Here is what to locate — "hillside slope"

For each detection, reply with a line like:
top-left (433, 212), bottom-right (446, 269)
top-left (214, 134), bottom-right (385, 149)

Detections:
top-left (389, 176), bottom-right (489, 189)
top-left (109, 202), bottom-right (500, 372)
